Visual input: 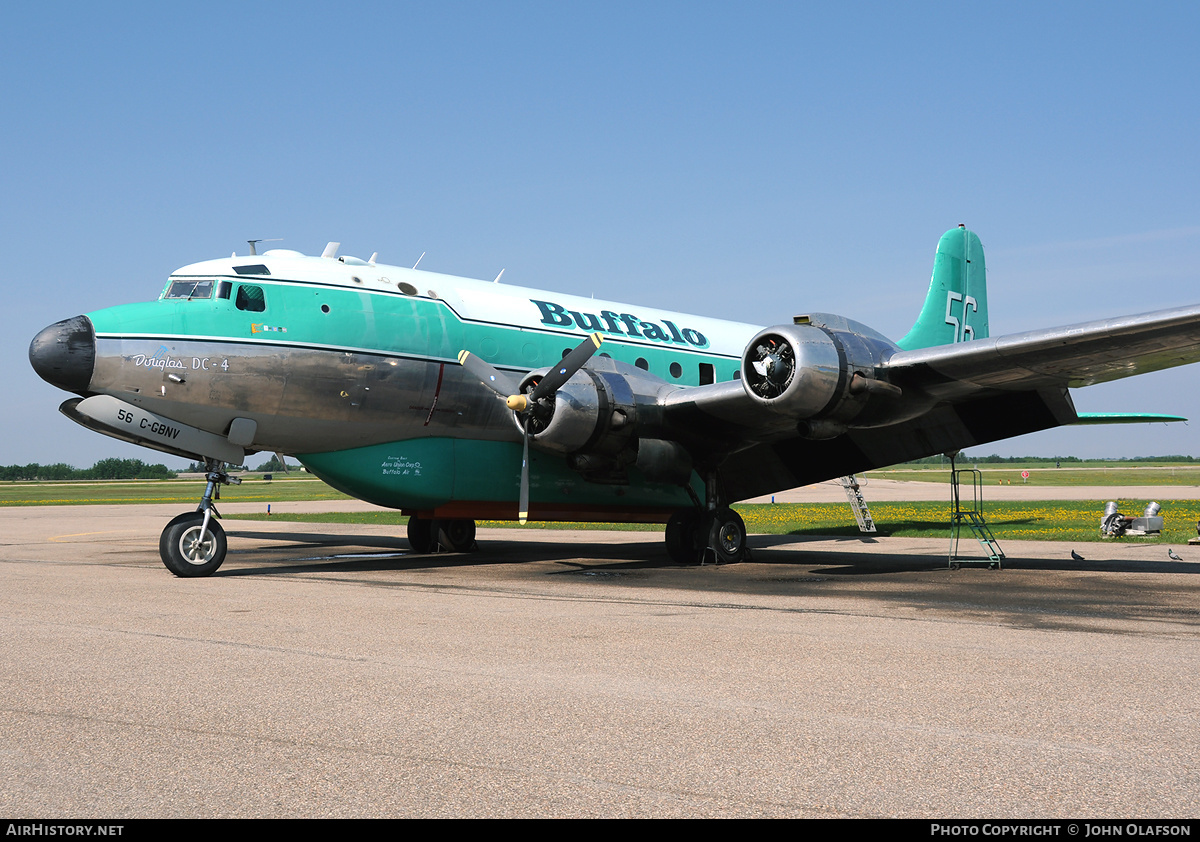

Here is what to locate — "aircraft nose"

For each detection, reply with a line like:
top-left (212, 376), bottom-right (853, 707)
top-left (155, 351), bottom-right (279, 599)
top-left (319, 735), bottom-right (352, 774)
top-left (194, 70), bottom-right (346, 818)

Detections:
top-left (29, 315), bottom-right (96, 394)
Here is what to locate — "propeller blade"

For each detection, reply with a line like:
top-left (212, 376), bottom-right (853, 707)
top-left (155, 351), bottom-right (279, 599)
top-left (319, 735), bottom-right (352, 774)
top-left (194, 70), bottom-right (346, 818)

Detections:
top-left (518, 426), bottom-right (530, 525)
top-left (457, 350), bottom-right (519, 398)
top-left (528, 333), bottom-right (603, 402)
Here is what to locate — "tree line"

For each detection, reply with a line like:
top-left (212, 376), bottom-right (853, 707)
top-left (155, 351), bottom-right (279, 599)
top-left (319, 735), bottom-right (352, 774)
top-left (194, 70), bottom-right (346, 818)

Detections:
top-left (906, 454), bottom-right (1199, 465)
top-left (0, 459), bottom-right (177, 481)
top-left (184, 455), bottom-right (293, 473)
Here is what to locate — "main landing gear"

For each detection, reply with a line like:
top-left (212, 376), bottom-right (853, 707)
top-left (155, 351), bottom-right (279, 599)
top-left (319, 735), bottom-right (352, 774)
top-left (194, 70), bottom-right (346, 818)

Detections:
top-left (665, 468), bottom-right (748, 565)
top-left (159, 461), bottom-right (238, 577)
top-left (665, 506), bottom-right (748, 565)
top-left (406, 517), bottom-right (478, 554)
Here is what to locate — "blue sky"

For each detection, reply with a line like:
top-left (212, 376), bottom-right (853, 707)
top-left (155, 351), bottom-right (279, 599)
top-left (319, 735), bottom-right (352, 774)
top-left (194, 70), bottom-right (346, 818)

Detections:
top-left (4, 2), bottom-right (1200, 467)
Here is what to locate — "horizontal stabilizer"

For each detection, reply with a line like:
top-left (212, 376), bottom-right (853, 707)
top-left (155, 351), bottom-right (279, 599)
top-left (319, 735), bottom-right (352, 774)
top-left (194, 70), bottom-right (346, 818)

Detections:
top-left (1072, 412), bottom-right (1186, 425)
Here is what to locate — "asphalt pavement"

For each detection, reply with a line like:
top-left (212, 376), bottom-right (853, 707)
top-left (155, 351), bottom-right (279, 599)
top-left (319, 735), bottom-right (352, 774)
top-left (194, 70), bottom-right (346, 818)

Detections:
top-left (1, 498), bottom-right (1197, 818)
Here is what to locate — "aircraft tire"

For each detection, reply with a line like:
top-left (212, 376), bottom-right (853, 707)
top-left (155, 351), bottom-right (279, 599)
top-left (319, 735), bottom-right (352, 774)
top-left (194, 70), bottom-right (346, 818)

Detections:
top-left (159, 512), bottom-right (227, 578)
top-left (707, 507), bottom-right (747, 564)
top-left (435, 518), bottom-right (477, 552)
top-left (406, 518), bottom-right (435, 553)
top-left (665, 509), bottom-right (702, 564)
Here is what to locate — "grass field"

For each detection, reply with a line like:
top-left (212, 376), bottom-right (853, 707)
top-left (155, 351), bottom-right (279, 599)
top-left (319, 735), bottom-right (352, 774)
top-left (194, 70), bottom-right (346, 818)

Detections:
top-left (4, 464), bottom-right (1197, 507)
top-left (0, 474), bottom-right (352, 506)
top-left (868, 464), bottom-right (1200, 486)
top-left (222, 500), bottom-right (1200, 544)
top-left (4, 472), bottom-right (1198, 543)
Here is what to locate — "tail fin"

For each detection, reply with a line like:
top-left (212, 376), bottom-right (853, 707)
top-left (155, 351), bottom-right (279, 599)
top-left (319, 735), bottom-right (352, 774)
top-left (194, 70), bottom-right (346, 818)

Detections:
top-left (896, 225), bottom-right (989, 350)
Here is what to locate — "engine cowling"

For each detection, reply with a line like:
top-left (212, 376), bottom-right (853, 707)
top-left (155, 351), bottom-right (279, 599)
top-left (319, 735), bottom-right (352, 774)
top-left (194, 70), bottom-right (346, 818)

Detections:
top-left (743, 324), bottom-right (843, 416)
top-left (515, 369), bottom-right (630, 457)
top-left (512, 360), bottom-right (693, 484)
top-left (741, 320), bottom-right (899, 436)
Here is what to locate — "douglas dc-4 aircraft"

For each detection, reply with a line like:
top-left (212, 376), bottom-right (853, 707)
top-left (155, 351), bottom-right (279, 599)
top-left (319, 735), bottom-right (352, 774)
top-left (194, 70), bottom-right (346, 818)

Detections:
top-left (28, 226), bottom-right (1200, 576)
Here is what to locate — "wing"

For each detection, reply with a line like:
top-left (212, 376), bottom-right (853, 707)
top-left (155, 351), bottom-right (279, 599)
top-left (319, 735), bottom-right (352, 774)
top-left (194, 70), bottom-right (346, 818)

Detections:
top-left (660, 303), bottom-right (1200, 502)
top-left (882, 303), bottom-right (1200, 399)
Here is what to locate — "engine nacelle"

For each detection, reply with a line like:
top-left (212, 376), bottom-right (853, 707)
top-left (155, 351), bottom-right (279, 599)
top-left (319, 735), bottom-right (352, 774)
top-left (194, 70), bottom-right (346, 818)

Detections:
top-left (513, 359), bottom-right (693, 485)
top-left (516, 369), bottom-right (633, 457)
top-left (741, 319), bottom-right (898, 432)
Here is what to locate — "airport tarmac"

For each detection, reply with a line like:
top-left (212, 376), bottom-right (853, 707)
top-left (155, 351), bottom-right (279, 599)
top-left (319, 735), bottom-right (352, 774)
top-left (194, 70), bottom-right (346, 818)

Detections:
top-left (2, 499), bottom-right (1199, 818)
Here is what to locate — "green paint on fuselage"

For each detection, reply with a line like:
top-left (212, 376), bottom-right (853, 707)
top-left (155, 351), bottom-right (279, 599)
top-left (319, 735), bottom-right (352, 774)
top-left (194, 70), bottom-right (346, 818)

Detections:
top-left (91, 278), bottom-right (741, 384)
top-left (88, 277), bottom-right (727, 514)
top-left (298, 437), bottom-right (697, 515)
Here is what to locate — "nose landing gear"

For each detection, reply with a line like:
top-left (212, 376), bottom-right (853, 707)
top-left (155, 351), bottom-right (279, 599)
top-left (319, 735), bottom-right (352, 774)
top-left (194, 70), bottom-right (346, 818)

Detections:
top-left (159, 461), bottom-right (238, 577)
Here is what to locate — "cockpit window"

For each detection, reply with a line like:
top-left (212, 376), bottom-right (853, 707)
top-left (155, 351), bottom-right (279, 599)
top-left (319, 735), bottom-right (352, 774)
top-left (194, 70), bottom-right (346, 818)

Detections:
top-left (164, 280), bottom-right (214, 300)
top-left (236, 284), bottom-right (266, 312)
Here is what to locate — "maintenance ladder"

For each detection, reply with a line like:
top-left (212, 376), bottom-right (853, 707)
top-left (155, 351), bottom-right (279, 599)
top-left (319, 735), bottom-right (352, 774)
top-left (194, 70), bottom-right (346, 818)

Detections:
top-left (949, 467), bottom-right (1004, 569)
top-left (840, 475), bottom-right (876, 533)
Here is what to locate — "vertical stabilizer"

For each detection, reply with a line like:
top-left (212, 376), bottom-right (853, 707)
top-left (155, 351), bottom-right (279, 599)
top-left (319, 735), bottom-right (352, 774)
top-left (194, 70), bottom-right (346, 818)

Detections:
top-left (897, 226), bottom-right (989, 350)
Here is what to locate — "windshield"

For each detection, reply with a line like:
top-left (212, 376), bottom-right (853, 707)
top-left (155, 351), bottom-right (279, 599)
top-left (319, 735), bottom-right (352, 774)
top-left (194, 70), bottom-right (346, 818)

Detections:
top-left (164, 280), bottom-right (213, 300)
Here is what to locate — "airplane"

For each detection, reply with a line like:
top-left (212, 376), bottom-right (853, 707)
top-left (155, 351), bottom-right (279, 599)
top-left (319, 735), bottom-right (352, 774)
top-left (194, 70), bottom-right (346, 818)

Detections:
top-left (28, 225), bottom-right (1200, 577)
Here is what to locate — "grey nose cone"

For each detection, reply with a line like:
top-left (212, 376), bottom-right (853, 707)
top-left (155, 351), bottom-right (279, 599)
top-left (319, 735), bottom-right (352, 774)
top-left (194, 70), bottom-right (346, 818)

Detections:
top-left (30, 315), bottom-right (96, 394)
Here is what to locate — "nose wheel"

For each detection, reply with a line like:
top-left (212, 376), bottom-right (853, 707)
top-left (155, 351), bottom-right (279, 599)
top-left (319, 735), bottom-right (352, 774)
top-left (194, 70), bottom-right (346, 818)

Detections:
top-left (160, 512), bottom-right (227, 577)
top-left (159, 461), bottom-right (237, 577)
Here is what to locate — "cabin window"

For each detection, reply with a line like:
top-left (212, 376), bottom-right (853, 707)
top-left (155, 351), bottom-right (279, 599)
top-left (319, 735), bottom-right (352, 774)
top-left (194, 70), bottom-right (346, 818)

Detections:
top-left (164, 280), bottom-right (213, 300)
top-left (635, 358), bottom-right (649, 370)
top-left (699, 363), bottom-right (714, 385)
top-left (236, 285), bottom-right (266, 312)
top-left (669, 362), bottom-right (682, 378)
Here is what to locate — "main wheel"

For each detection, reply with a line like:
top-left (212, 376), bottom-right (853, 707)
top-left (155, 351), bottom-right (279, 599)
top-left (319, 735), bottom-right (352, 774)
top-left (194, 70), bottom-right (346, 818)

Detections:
top-left (435, 518), bottom-right (477, 552)
top-left (707, 507), bottom-right (747, 563)
top-left (665, 509), bottom-right (702, 564)
top-left (160, 512), bottom-right (227, 577)
top-left (406, 517), bottom-right (435, 553)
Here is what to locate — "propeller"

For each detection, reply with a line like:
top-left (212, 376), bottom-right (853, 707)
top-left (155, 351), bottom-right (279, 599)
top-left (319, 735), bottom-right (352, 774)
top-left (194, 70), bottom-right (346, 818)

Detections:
top-left (458, 333), bottom-right (603, 523)
top-left (456, 350), bottom-right (519, 398)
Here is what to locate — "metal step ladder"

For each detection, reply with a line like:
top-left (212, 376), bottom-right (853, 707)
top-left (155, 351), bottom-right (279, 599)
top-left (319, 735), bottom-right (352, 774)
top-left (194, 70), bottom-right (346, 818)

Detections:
top-left (949, 466), bottom-right (1004, 569)
top-left (840, 475), bottom-right (876, 533)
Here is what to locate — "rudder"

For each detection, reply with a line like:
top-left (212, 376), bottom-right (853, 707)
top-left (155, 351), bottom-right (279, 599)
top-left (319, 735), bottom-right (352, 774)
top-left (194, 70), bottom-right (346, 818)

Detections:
top-left (896, 225), bottom-right (989, 350)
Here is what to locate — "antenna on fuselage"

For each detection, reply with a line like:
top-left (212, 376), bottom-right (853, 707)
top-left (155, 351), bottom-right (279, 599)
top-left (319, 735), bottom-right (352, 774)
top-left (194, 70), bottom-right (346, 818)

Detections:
top-left (322, 242), bottom-right (341, 259)
top-left (412, 251), bottom-right (425, 270)
top-left (493, 269), bottom-right (505, 284)
top-left (247, 238), bottom-right (282, 256)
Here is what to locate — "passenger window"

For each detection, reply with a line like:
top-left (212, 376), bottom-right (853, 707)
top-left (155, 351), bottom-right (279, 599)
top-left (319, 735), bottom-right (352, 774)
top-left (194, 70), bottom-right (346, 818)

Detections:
top-left (236, 285), bottom-right (266, 312)
top-left (699, 363), bottom-right (714, 385)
